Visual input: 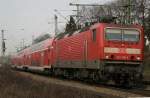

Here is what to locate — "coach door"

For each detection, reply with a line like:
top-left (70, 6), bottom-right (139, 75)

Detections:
top-left (44, 50), bottom-right (49, 65)
top-left (41, 52), bottom-right (44, 66)
top-left (48, 48), bottom-right (52, 65)
top-left (83, 39), bottom-right (88, 67)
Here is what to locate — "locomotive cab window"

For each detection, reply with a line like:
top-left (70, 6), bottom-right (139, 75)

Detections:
top-left (123, 29), bottom-right (140, 42)
top-left (105, 28), bottom-right (122, 41)
top-left (92, 29), bottom-right (96, 42)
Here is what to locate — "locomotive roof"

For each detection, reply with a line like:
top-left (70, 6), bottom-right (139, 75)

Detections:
top-left (55, 23), bottom-right (143, 40)
top-left (105, 23), bottom-right (143, 29)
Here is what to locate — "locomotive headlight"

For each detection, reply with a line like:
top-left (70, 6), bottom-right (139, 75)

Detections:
top-left (105, 55), bottom-right (109, 59)
top-left (136, 57), bottom-right (141, 60)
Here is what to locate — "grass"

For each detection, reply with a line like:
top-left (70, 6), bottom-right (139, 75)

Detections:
top-left (0, 66), bottom-right (106, 98)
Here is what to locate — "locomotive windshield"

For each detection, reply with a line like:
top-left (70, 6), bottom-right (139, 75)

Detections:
top-left (123, 29), bottom-right (140, 42)
top-left (105, 29), bottom-right (122, 41)
top-left (105, 28), bottom-right (140, 42)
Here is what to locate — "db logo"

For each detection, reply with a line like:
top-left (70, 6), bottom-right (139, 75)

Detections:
top-left (119, 48), bottom-right (125, 53)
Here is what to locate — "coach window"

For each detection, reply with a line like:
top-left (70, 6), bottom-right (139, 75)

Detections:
top-left (92, 29), bottom-right (96, 42)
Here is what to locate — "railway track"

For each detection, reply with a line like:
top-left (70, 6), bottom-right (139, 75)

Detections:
top-left (14, 70), bottom-right (150, 98)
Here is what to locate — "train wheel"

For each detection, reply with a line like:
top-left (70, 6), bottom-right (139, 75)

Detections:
top-left (132, 74), bottom-right (144, 88)
top-left (114, 73), bottom-right (125, 87)
top-left (100, 72), bottom-right (109, 84)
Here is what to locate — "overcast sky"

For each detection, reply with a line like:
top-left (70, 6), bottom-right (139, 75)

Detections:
top-left (0, 0), bottom-right (113, 55)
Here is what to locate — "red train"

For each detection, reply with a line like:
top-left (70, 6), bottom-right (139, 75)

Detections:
top-left (11, 23), bottom-right (144, 86)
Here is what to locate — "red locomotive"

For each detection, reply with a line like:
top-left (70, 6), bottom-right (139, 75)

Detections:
top-left (11, 22), bottom-right (144, 86)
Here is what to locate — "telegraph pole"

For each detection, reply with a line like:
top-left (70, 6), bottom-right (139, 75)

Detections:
top-left (127, 0), bottom-right (131, 24)
top-left (54, 15), bottom-right (58, 36)
top-left (1, 30), bottom-right (6, 56)
top-left (32, 35), bottom-right (34, 44)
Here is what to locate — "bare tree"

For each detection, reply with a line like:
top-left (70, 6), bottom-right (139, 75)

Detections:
top-left (78, 0), bottom-right (150, 40)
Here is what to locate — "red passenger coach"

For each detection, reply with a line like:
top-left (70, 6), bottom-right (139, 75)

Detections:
top-left (30, 38), bottom-right (54, 71)
top-left (12, 38), bottom-right (54, 72)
